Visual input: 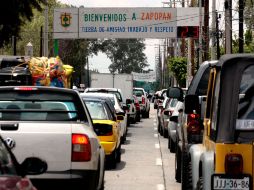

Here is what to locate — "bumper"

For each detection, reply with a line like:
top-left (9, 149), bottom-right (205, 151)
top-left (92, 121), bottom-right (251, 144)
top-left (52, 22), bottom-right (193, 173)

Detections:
top-left (101, 141), bottom-right (117, 155)
top-left (30, 169), bottom-right (96, 180)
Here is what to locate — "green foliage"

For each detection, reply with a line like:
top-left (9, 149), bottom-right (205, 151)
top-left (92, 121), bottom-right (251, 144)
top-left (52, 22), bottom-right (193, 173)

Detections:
top-left (91, 39), bottom-right (148, 74)
top-left (0, 0), bottom-right (46, 48)
top-left (167, 57), bottom-right (187, 87)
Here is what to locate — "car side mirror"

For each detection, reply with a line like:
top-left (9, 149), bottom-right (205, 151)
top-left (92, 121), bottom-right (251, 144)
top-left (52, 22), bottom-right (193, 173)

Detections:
top-left (126, 99), bottom-right (132, 104)
top-left (184, 95), bottom-right (199, 114)
top-left (122, 105), bottom-right (129, 111)
top-left (21, 157), bottom-right (47, 175)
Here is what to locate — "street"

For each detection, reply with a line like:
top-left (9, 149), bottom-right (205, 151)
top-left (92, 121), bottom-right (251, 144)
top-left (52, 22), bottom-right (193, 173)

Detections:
top-left (104, 104), bottom-right (180, 190)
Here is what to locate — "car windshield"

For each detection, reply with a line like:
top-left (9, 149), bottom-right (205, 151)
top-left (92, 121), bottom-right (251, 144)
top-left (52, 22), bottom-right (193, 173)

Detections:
top-left (85, 101), bottom-right (109, 120)
top-left (87, 90), bottom-right (122, 102)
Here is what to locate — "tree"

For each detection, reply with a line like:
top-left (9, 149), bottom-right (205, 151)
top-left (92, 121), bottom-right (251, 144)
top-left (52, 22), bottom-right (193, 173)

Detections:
top-left (167, 57), bottom-right (187, 87)
top-left (0, 0), bottom-right (46, 48)
top-left (92, 39), bottom-right (148, 74)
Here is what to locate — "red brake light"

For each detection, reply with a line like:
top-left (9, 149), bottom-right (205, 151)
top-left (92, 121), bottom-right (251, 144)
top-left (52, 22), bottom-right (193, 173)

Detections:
top-left (225, 154), bottom-right (243, 175)
top-left (72, 134), bottom-right (91, 162)
top-left (142, 96), bottom-right (145, 104)
top-left (14, 87), bottom-right (37, 91)
top-left (187, 114), bottom-right (201, 135)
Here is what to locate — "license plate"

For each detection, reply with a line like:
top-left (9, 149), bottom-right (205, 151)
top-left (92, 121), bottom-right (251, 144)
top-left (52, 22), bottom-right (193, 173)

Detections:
top-left (212, 174), bottom-right (250, 190)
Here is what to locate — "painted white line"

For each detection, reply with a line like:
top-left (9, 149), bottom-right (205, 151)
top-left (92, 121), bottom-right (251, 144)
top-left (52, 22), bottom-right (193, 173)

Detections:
top-left (154, 134), bottom-right (158, 138)
top-left (155, 143), bottom-right (160, 149)
top-left (153, 119), bottom-right (156, 122)
top-left (153, 123), bottom-right (157, 126)
top-left (157, 184), bottom-right (165, 190)
top-left (156, 158), bottom-right (162, 166)
top-left (154, 127), bottom-right (157, 131)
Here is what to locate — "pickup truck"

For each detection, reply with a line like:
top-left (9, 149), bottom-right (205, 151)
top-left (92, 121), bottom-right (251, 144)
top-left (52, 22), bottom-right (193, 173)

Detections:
top-left (0, 86), bottom-right (105, 190)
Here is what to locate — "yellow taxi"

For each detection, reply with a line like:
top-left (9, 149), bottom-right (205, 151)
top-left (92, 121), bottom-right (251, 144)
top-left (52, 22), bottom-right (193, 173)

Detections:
top-left (83, 98), bottom-right (122, 169)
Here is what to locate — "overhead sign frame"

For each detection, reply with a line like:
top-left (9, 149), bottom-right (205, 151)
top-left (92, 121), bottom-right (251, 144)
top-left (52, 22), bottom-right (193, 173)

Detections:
top-left (53, 7), bottom-right (202, 39)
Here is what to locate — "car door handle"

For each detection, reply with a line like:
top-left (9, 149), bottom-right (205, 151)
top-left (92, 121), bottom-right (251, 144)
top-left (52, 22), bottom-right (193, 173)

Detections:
top-left (0, 123), bottom-right (19, 130)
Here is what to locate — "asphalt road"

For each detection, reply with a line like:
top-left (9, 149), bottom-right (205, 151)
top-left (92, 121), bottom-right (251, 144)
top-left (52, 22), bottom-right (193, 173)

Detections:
top-left (104, 104), bottom-right (181, 190)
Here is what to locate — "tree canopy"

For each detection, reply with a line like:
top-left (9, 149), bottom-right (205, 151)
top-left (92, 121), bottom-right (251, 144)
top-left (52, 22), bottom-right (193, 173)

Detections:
top-left (0, 0), bottom-right (46, 48)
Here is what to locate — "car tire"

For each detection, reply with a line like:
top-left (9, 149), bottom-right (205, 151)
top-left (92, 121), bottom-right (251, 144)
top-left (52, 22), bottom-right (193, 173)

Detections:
top-left (116, 145), bottom-right (121, 163)
top-left (87, 161), bottom-right (101, 190)
top-left (181, 150), bottom-right (192, 190)
top-left (163, 128), bottom-right (168, 138)
top-left (108, 150), bottom-right (117, 169)
top-left (196, 174), bottom-right (203, 190)
top-left (175, 145), bottom-right (181, 183)
top-left (136, 112), bottom-right (141, 122)
top-left (170, 137), bottom-right (175, 153)
top-left (168, 137), bottom-right (171, 149)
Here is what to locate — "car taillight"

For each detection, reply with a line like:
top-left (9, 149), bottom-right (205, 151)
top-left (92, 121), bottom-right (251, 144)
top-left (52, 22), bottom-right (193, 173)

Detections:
top-left (14, 87), bottom-right (37, 91)
top-left (142, 96), bottom-right (145, 104)
top-left (225, 154), bottom-right (243, 175)
top-left (187, 114), bottom-right (201, 135)
top-left (72, 134), bottom-right (91, 162)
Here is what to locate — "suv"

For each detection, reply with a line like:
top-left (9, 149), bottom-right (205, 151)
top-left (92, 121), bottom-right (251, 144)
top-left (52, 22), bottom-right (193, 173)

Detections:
top-left (175, 54), bottom-right (254, 190)
top-left (168, 60), bottom-right (218, 187)
top-left (133, 87), bottom-right (150, 118)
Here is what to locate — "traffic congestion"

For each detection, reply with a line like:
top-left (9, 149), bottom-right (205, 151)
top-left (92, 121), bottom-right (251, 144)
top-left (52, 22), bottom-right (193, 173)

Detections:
top-left (1, 0), bottom-right (254, 190)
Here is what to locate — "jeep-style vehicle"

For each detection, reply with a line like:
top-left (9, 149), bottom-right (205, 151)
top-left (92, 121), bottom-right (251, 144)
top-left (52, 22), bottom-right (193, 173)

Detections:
top-left (168, 60), bottom-right (217, 186)
top-left (174, 54), bottom-right (254, 190)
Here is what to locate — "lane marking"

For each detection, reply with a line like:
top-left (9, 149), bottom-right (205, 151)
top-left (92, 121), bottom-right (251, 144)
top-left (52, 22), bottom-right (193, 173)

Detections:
top-left (153, 123), bottom-right (157, 126)
top-left (157, 184), bottom-right (165, 190)
top-left (154, 127), bottom-right (157, 131)
top-left (154, 134), bottom-right (158, 138)
top-left (153, 119), bottom-right (156, 122)
top-left (155, 143), bottom-right (160, 149)
top-left (156, 158), bottom-right (162, 166)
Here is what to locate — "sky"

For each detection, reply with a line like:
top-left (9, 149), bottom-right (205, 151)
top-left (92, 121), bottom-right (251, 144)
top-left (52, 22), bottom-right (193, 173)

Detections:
top-left (57, 0), bottom-right (238, 73)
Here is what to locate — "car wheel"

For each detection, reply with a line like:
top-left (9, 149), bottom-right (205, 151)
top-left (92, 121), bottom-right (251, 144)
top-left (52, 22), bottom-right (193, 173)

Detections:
top-left (86, 161), bottom-right (101, 190)
top-left (196, 174), bottom-right (203, 190)
top-left (181, 150), bottom-right (192, 190)
top-left (146, 110), bottom-right (150, 118)
top-left (163, 128), bottom-right (168, 138)
top-left (108, 150), bottom-right (117, 169)
top-left (136, 112), bottom-right (141, 122)
top-left (175, 145), bottom-right (181, 183)
top-left (116, 145), bottom-right (121, 163)
top-left (170, 137), bottom-right (175, 153)
top-left (168, 137), bottom-right (171, 149)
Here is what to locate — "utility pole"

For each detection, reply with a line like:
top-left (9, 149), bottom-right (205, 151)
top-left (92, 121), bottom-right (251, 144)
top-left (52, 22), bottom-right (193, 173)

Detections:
top-left (44, 0), bottom-right (49, 57)
top-left (211, 0), bottom-right (216, 59)
top-left (40, 26), bottom-right (43, 57)
top-left (216, 11), bottom-right (221, 59)
top-left (239, 0), bottom-right (244, 53)
top-left (12, 36), bottom-right (16, 56)
top-left (203, 0), bottom-right (209, 61)
top-left (181, 0), bottom-right (186, 57)
top-left (225, 0), bottom-right (232, 54)
top-left (199, 0), bottom-right (203, 65)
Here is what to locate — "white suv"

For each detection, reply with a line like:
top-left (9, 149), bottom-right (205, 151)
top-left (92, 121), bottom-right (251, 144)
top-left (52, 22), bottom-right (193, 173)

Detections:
top-left (133, 88), bottom-right (150, 118)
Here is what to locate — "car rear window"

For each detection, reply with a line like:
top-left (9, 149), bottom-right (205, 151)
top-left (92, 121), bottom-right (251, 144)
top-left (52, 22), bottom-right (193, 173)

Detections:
top-left (236, 65), bottom-right (254, 142)
top-left (133, 89), bottom-right (144, 97)
top-left (0, 90), bottom-right (86, 122)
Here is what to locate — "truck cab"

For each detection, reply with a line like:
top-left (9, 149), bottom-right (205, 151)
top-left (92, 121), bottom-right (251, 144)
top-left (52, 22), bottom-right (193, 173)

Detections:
top-left (184, 54), bottom-right (254, 190)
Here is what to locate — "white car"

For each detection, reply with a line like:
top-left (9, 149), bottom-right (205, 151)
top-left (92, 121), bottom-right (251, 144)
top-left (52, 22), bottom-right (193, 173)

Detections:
top-left (81, 92), bottom-right (128, 143)
top-left (167, 99), bottom-right (184, 153)
top-left (133, 88), bottom-right (150, 118)
top-left (0, 86), bottom-right (105, 190)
